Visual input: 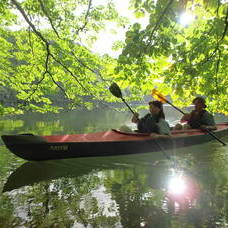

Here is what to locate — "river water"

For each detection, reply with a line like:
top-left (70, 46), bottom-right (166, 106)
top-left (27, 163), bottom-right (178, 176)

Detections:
top-left (0, 109), bottom-right (227, 227)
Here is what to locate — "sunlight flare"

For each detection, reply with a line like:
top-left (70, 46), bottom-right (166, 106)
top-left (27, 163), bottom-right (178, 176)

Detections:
top-left (179, 12), bottom-right (195, 26)
top-left (168, 175), bottom-right (186, 195)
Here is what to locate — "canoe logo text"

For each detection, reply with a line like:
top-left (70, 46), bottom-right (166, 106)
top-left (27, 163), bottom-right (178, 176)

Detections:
top-left (50, 145), bottom-right (68, 151)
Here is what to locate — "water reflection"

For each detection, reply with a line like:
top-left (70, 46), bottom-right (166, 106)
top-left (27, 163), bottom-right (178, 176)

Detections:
top-left (3, 152), bottom-right (167, 192)
top-left (168, 172), bottom-right (187, 195)
top-left (1, 151), bottom-right (204, 227)
top-left (166, 170), bottom-right (200, 214)
top-left (0, 109), bottom-right (130, 136)
top-left (1, 141), bottom-right (228, 227)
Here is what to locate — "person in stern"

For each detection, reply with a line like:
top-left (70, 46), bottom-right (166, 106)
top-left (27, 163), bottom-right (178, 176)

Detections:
top-left (131, 100), bottom-right (170, 137)
top-left (174, 96), bottom-right (216, 130)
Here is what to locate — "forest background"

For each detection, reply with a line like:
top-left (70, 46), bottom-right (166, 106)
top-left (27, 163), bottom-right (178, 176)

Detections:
top-left (0, 0), bottom-right (227, 116)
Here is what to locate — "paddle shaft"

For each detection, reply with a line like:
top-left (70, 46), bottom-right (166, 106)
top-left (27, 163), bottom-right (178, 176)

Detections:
top-left (201, 128), bottom-right (226, 146)
top-left (164, 97), bottom-right (226, 146)
top-left (165, 99), bottom-right (185, 115)
top-left (122, 98), bottom-right (135, 115)
top-left (109, 82), bottom-right (136, 115)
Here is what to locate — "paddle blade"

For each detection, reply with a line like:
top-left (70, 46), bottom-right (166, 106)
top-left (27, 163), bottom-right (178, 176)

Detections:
top-left (151, 89), bottom-right (168, 103)
top-left (109, 82), bottom-right (123, 98)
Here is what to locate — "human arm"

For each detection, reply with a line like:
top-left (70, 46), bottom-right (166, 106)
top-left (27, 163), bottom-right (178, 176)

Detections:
top-left (151, 119), bottom-right (171, 137)
top-left (180, 113), bottom-right (191, 122)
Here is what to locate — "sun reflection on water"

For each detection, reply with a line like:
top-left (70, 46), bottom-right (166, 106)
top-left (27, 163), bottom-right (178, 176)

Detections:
top-left (168, 174), bottom-right (186, 195)
top-left (166, 170), bottom-right (200, 213)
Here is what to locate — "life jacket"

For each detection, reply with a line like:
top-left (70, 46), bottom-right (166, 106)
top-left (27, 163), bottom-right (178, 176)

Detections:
top-left (137, 114), bottom-right (159, 133)
top-left (188, 110), bottom-right (206, 129)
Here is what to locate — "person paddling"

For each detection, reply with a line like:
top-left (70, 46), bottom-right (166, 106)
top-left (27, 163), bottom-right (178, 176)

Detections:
top-left (132, 100), bottom-right (170, 136)
top-left (174, 97), bottom-right (216, 130)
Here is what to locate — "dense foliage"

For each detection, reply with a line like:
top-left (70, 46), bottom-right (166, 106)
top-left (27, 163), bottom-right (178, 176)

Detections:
top-left (0, 0), bottom-right (227, 115)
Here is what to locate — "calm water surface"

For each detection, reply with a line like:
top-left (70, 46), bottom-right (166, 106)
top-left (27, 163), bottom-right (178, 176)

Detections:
top-left (0, 109), bottom-right (227, 227)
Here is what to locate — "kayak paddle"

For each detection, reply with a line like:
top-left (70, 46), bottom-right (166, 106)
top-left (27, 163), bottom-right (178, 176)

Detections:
top-left (109, 82), bottom-right (135, 115)
top-left (151, 89), bottom-right (226, 146)
top-left (152, 89), bottom-right (185, 115)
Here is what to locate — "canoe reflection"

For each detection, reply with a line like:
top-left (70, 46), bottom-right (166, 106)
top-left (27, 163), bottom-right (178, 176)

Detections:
top-left (3, 151), bottom-right (170, 192)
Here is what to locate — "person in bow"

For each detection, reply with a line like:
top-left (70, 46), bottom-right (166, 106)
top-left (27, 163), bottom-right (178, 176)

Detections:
top-left (132, 100), bottom-right (170, 136)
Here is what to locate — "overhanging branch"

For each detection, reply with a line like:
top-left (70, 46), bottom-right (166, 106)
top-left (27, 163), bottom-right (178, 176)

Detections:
top-left (38, 0), bottom-right (60, 38)
top-left (76, 0), bottom-right (93, 34)
top-left (11, 0), bottom-right (48, 45)
top-left (145, 0), bottom-right (174, 49)
top-left (11, 0), bottom-right (93, 99)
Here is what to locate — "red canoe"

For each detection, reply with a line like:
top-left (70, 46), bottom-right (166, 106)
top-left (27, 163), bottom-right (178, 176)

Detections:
top-left (1, 122), bottom-right (228, 161)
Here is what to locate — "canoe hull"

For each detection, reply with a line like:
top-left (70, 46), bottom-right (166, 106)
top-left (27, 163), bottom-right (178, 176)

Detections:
top-left (1, 123), bottom-right (228, 161)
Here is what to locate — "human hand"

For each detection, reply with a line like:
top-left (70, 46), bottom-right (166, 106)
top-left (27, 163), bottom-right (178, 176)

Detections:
top-left (132, 113), bottom-right (139, 123)
top-left (200, 125), bottom-right (217, 130)
top-left (180, 113), bottom-right (191, 122)
top-left (200, 125), bottom-right (207, 130)
top-left (150, 133), bottom-right (159, 138)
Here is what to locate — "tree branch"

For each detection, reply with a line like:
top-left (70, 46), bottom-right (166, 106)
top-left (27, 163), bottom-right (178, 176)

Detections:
top-left (76, 0), bottom-right (93, 34)
top-left (11, 0), bottom-right (48, 45)
top-left (11, 0), bottom-right (90, 97)
top-left (215, 49), bottom-right (221, 95)
top-left (10, 0), bottom-right (114, 110)
top-left (49, 72), bottom-right (69, 98)
top-left (38, 0), bottom-right (60, 38)
top-left (145, 0), bottom-right (174, 49)
top-left (28, 27), bottom-right (35, 57)
top-left (24, 45), bottom-right (50, 101)
top-left (71, 51), bottom-right (107, 83)
top-left (220, 8), bottom-right (228, 42)
top-left (50, 53), bottom-right (91, 94)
